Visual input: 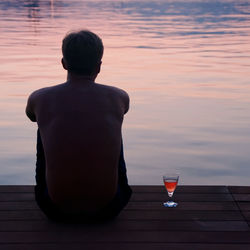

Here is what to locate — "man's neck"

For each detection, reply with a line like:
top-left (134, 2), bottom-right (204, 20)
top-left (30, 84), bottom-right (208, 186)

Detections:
top-left (66, 72), bottom-right (97, 85)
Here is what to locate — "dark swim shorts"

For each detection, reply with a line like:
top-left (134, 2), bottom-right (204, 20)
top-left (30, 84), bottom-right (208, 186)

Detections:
top-left (34, 129), bottom-right (132, 223)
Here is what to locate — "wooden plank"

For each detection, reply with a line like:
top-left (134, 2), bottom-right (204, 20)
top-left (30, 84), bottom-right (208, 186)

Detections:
top-left (0, 220), bottom-right (248, 232)
top-left (131, 193), bottom-right (234, 202)
top-left (1, 231), bottom-right (250, 243)
top-left (0, 186), bottom-right (34, 193)
top-left (1, 243), bottom-right (250, 250)
top-left (0, 193), bottom-right (34, 201)
top-left (126, 201), bottom-right (239, 211)
top-left (237, 202), bottom-right (250, 211)
top-left (0, 209), bottom-right (244, 221)
top-left (0, 200), bottom-right (238, 211)
top-left (232, 194), bottom-right (250, 201)
top-left (0, 211), bottom-right (46, 220)
top-left (0, 192), bottom-right (234, 202)
top-left (2, 185), bottom-right (249, 194)
top-left (0, 192), bottom-right (235, 202)
top-left (0, 185), bottom-right (227, 194)
top-left (132, 185), bottom-right (229, 193)
top-left (242, 211), bottom-right (250, 220)
top-left (0, 202), bottom-right (39, 210)
top-left (119, 210), bottom-right (244, 221)
top-left (229, 186), bottom-right (250, 194)
top-left (0, 185), bottom-right (233, 194)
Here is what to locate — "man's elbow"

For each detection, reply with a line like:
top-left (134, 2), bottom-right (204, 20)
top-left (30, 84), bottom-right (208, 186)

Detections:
top-left (124, 105), bottom-right (129, 114)
top-left (124, 96), bottom-right (130, 114)
top-left (30, 116), bottom-right (37, 122)
top-left (26, 110), bottom-right (37, 122)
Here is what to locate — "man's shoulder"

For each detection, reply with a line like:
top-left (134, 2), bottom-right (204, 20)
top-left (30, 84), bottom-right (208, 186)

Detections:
top-left (95, 83), bottom-right (130, 114)
top-left (28, 83), bottom-right (65, 100)
top-left (95, 83), bottom-right (129, 98)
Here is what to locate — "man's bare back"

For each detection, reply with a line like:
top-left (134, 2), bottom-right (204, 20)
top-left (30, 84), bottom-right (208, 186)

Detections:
top-left (26, 79), bottom-right (129, 213)
top-left (26, 30), bottom-right (131, 220)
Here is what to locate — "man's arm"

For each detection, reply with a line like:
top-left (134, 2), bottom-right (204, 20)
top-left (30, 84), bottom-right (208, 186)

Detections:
top-left (116, 88), bottom-right (129, 114)
top-left (25, 92), bottom-right (37, 122)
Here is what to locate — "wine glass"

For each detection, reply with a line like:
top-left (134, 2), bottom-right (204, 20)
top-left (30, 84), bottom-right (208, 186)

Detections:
top-left (163, 173), bottom-right (179, 207)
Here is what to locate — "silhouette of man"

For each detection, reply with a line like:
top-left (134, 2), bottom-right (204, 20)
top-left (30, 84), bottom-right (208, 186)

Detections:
top-left (26, 30), bottom-right (132, 222)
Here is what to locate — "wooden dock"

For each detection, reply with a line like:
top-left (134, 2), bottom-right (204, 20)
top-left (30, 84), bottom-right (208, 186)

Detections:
top-left (0, 185), bottom-right (250, 250)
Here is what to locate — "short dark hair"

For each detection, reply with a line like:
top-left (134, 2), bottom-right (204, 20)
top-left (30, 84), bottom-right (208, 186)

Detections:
top-left (62, 30), bottom-right (104, 76)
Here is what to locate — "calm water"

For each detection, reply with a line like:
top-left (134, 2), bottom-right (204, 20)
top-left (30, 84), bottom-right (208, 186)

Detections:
top-left (0, 0), bottom-right (250, 185)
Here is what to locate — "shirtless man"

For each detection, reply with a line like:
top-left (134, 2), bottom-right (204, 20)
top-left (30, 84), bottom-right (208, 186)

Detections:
top-left (26, 30), bottom-right (132, 222)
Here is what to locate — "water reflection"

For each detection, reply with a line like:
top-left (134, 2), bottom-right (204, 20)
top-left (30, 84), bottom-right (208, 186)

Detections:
top-left (0, 0), bottom-right (250, 184)
top-left (26, 0), bottom-right (40, 20)
top-left (25, 0), bottom-right (41, 34)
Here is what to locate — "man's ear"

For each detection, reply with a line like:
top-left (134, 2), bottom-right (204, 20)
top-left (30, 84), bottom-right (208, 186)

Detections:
top-left (61, 58), bottom-right (68, 70)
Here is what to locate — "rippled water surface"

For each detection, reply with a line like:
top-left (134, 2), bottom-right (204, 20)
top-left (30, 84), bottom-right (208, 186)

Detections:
top-left (0, 0), bottom-right (250, 185)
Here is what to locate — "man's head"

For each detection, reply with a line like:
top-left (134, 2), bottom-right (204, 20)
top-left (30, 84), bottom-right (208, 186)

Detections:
top-left (62, 30), bottom-right (104, 76)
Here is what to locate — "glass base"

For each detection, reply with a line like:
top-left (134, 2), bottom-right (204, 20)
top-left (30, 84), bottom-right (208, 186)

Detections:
top-left (163, 201), bottom-right (178, 207)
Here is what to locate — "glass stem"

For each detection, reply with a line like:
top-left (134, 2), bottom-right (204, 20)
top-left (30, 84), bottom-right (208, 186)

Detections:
top-left (168, 191), bottom-right (174, 197)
